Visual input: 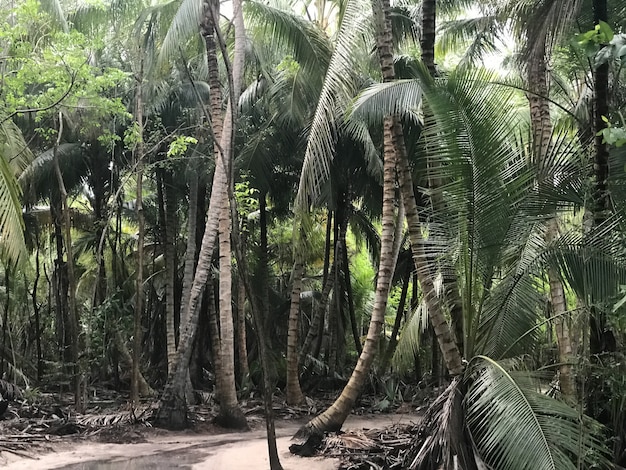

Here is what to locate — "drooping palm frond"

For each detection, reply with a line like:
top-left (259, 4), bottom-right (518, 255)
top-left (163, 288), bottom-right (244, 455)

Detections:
top-left (465, 356), bottom-right (609, 470)
top-left (295, 0), bottom-right (373, 209)
top-left (437, 15), bottom-right (501, 67)
top-left (350, 80), bottom-right (423, 126)
top-left (0, 117), bottom-right (34, 264)
top-left (158, 0), bottom-right (203, 66)
top-left (391, 300), bottom-right (428, 375)
top-left (244, 0), bottom-right (332, 87)
top-left (19, 143), bottom-right (87, 210)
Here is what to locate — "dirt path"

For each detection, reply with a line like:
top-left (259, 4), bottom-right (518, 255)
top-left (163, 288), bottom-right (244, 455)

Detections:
top-left (1, 413), bottom-right (414, 469)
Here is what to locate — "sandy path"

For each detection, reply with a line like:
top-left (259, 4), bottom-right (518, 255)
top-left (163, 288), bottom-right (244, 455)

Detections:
top-left (1, 413), bottom-right (414, 470)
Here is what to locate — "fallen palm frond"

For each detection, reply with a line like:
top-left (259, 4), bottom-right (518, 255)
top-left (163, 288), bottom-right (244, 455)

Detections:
top-left (317, 421), bottom-right (419, 469)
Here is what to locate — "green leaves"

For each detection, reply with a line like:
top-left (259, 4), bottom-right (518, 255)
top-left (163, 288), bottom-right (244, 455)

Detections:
top-left (466, 356), bottom-right (610, 470)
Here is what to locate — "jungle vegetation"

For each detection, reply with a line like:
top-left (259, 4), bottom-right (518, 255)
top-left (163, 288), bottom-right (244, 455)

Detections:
top-left (0, 0), bottom-right (624, 468)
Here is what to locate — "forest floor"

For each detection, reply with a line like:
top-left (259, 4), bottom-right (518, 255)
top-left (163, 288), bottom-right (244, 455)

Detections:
top-left (0, 388), bottom-right (423, 469)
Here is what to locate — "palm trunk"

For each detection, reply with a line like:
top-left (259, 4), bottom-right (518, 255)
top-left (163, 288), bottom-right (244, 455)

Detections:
top-left (420, 0), bottom-right (436, 76)
top-left (156, 0), bottom-right (247, 430)
top-left (395, 124), bottom-right (464, 375)
top-left (214, 176), bottom-right (246, 428)
top-left (164, 171), bottom-right (178, 366)
top-left (383, 0), bottom-right (463, 375)
top-left (294, 114), bottom-right (397, 439)
top-left (132, 59), bottom-right (147, 405)
top-left (299, 261), bottom-right (335, 365)
top-left (236, 275), bottom-right (250, 383)
top-left (380, 263), bottom-right (410, 375)
top-left (590, 0), bottom-right (616, 356)
top-left (528, 38), bottom-right (577, 399)
top-left (286, 259), bottom-right (306, 405)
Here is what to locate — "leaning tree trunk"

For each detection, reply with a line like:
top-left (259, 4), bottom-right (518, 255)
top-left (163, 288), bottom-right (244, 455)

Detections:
top-left (384, 0), bottom-right (464, 375)
top-left (292, 113), bottom-right (398, 440)
top-left (155, 0), bottom-right (247, 430)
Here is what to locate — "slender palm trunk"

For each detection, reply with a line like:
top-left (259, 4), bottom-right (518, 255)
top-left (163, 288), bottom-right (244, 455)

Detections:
top-left (236, 275), bottom-right (250, 383)
top-left (420, 0), bottom-right (436, 75)
top-left (528, 40), bottom-right (577, 399)
top-left (395, 124), bottom-right (464, 375)
top-left (286, 259), bottom-right (306, 405)
top-left (294, 115), bottom-right (397, 439)
top-left (132, 60), bottom-right (147, 405)
top-left (299, 261), bottom-right (335, 365)
top-left (158, 170), bottom-right (178, 369)
top-left (590, 0), bottom-right (616, 356)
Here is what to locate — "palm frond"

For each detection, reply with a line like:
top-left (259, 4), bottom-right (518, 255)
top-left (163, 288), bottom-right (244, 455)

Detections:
top-left (391, 300), bottom-right (428, 375)
top-left (350, 80), bottom-right (423, 127)
top-left (465, 356), bottom-right (609, 470)
top-left (294, 0), bottom-right (373, 209)
top-left (244, 0), bottom-right (332, 86)
top-left (159, 0), bottom-right (203, 67)
top-left (39, 0), bottom-right (69, 33)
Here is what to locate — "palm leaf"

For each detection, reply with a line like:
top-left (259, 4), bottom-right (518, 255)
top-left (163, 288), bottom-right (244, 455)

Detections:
top-left (295, 0), bottom-right (373, 209)
top-left (158, 0), bottom-right (204, 66)
top-left (465, 356), bottom-right (609, 470)
top-left (350, 80), bottom-right (423, 126)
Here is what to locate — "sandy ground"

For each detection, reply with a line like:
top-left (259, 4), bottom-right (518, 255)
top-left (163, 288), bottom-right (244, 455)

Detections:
top-left (1, 413), bottom-right (414, 470)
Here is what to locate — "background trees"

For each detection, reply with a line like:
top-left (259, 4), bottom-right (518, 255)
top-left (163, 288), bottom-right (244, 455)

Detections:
top-left (0, 0), bottom-right (625, 467)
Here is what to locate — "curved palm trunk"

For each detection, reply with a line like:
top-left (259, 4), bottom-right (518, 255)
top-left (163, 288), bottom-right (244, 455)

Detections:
top-left (294, 115), bottom-right (398, 439)
top-left (286, 258), bottom-right (306, 405)
top-left (395, 123), bottom-right (464, 376)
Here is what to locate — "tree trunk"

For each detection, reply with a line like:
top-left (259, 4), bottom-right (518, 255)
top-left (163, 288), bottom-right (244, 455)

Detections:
top-left (156, 0), bottom-right (247, 430)
top-left (299, 261), bottom-right (335, 365)
top-left (590, 0), bottom-right (616, 356)
top-left (420, 0), bottom-right (436, 76)
top-left (162, 170), bottom-right (178, 368)
top-left (286, 259), bottom-right (306, 405)
top-left (293, 114), bottom-right (397, 439)
top-left (379, 263), bottom-right (410, 375)
top-left (395, 124), bottom-right (464, 376)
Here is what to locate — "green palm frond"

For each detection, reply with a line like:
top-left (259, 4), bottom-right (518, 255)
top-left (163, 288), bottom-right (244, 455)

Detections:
top-left (341, 119), bottom-right (382, 182)
top-left (244, 1), bottom-right (332, 85)
top-left (295, 0), bottom-right (373, 209)
top-left (159, 0), bottom-right (203, 66)
top-left (0, 117), bottom-right (34, 264)
top-left (0, 148), bottom-right (25, 264)
top-left (391, 300), bottom-right (428, 375)
top-left (437, 15), bottom-right (500, 66)
top-left (465, 356), bottom-right (609, 470)
top-left (19, 143), bottom-right (86, 205)
top-left (350, 80), bottom-right (423, 126)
